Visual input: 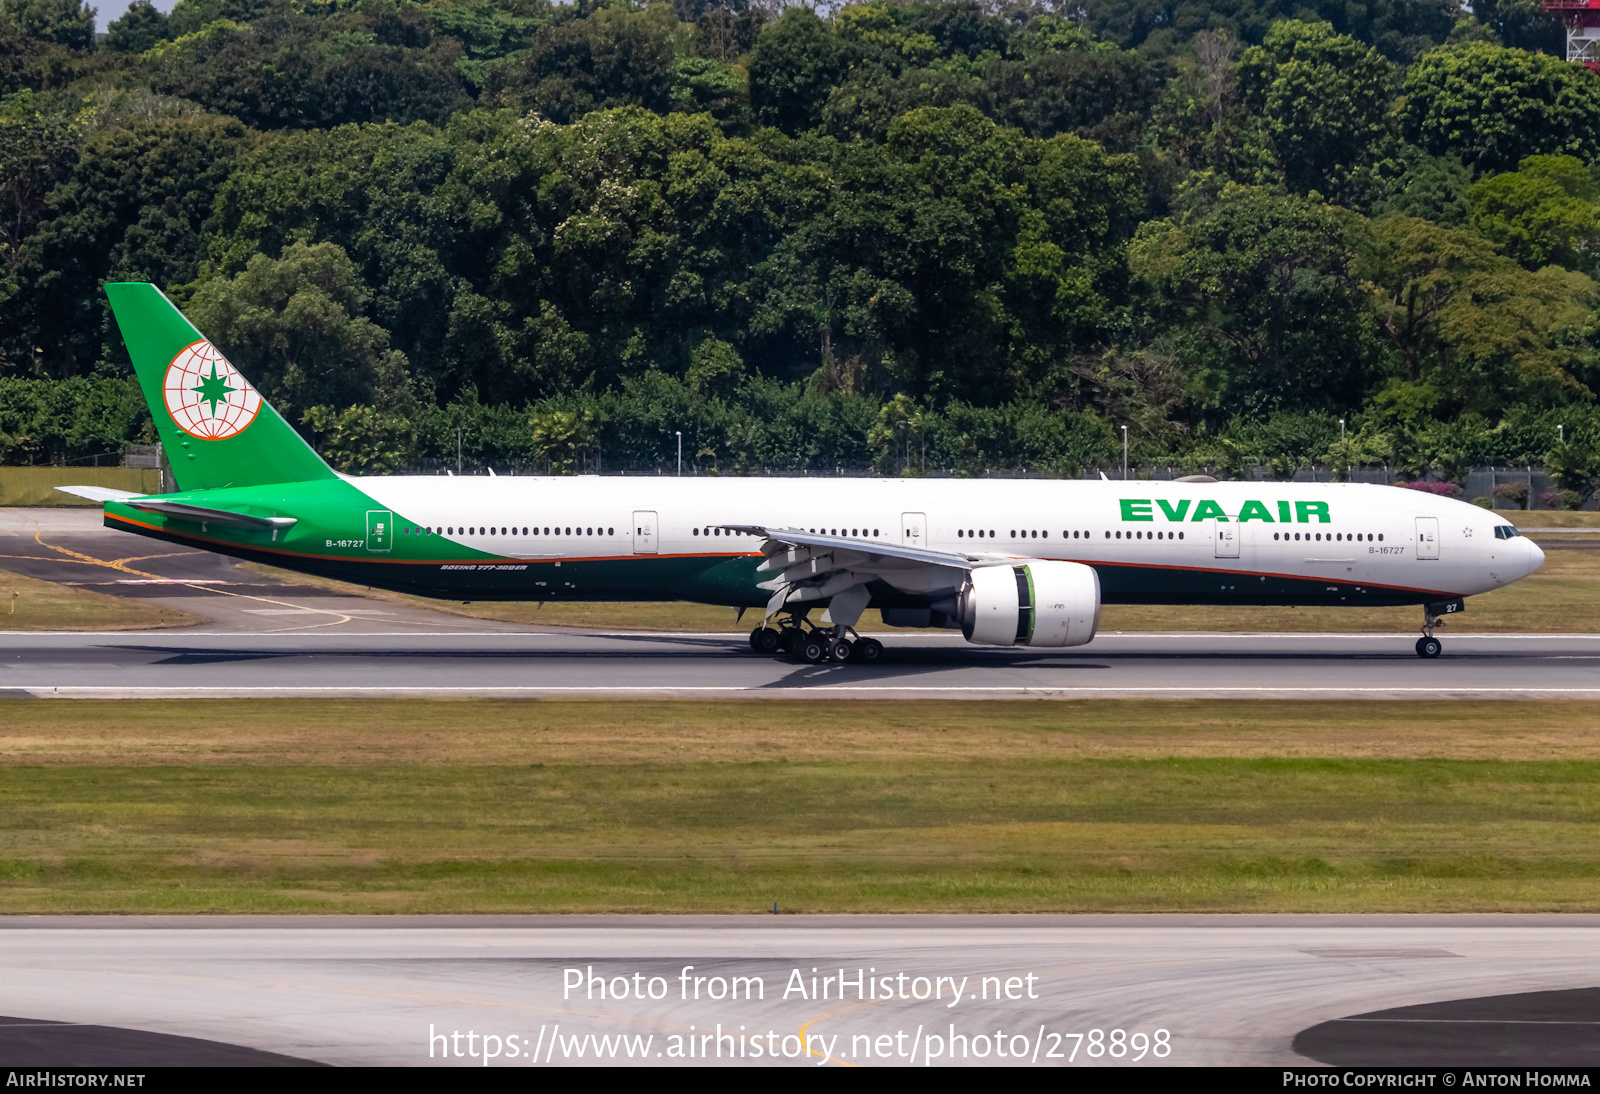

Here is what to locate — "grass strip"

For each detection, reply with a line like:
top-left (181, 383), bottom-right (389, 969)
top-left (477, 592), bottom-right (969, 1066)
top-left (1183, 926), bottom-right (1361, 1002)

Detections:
top-left (1, 699), bottom-right (1599, 912)
top-left (0, 567), bottom-right (203, 631)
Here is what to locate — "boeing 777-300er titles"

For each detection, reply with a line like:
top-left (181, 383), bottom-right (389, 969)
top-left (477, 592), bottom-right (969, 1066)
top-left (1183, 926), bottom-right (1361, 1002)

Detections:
top-left (64, 283), bottom-right (1546, 662)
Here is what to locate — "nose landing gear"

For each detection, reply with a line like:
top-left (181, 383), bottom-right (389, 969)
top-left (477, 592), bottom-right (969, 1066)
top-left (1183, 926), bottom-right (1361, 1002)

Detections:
top-left (1415, 599), bottom-right (1466, 658)
top-left (1415, 602), bottom-right (1448, 658)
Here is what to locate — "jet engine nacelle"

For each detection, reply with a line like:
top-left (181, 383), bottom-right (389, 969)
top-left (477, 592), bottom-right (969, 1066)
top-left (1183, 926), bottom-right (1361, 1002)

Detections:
top-left (958, 560), bottom-right (1100, 648)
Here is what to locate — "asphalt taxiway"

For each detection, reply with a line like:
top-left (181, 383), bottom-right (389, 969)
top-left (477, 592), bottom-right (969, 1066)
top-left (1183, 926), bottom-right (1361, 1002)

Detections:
top-left (0, 916), bottom-right (1598, 1067)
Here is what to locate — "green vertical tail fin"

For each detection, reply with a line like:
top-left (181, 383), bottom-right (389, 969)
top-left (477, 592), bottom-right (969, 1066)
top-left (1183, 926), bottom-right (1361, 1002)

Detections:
top-left (105, 282), bottom-right (335, 492)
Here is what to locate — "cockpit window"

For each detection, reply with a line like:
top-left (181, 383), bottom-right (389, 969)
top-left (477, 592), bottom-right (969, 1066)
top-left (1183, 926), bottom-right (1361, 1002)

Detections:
top-left (1494, 526), bottom-right (1522, 539)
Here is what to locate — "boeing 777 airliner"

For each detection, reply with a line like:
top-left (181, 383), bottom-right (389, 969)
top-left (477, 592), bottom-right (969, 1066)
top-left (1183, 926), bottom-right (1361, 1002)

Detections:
top-left (64, 283), bottom-right (1546, 662)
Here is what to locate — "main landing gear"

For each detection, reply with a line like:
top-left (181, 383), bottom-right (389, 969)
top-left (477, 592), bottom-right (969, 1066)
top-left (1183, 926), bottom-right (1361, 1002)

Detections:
top-left (1415, 604), bottom-right (1445, 659)
top-left (748, 615), bottom-right (884, 664)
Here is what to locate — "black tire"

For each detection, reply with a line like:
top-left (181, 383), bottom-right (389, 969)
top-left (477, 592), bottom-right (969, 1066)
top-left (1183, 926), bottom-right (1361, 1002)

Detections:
top-left (829, 639), bottom-right (854, 662)
top-left (1416, 636), bottom-right (1442, 659)
top-left (856, 638), bottom-right (884, 663)
top-left (797, 636), bottom-right (828, 663)
top-left (778, 628), bottom-right (798, 653)
top-left (750, 626), bottom-right (781, 654)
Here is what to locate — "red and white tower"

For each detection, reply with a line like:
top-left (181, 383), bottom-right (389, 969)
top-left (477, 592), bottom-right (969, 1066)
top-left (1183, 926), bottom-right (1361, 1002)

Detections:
top-left (1544, 0), bottom-right (1600, 69)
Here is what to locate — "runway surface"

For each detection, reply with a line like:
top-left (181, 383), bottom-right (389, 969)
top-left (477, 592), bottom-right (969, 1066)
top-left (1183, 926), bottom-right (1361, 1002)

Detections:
top-left (3, 630), bottom-right (1600, 699)
top-left (5, 506), bottom-right (1599, 698)
top-left (0, 916), bottom-right (1598, 1067)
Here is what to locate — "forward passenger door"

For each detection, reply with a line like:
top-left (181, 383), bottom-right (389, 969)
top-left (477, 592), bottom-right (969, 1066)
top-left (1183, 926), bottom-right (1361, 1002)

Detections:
top-left (1416, 517), bottom-right (1439, 560)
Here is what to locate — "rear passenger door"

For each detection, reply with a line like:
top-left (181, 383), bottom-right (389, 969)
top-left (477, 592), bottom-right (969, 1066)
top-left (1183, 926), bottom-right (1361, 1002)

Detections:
top-left (632, 511), bottom-right (658, 554)
top-left (1213, 519), bottom-right (1238, 558)
top-left (901, 512), bottom-right (926, 548)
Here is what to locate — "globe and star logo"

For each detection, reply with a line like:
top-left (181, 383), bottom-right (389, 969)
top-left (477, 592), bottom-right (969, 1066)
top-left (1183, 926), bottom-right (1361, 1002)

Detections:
top-left (162, 340), bottom-right (262, 440)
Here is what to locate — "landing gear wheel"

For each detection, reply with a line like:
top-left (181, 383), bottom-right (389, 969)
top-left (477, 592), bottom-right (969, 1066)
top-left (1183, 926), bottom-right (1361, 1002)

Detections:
top-left (1416, 635), bottom-right (1442, 659)
top-left (749, 626), bottom-right (781, 654)
top-left (797, 635), bottom-right (828, 663)
top-left (828, 638), bottom-right (854, 663)
top-left (853, 637), bottom-right (884, 664)
top-left (778, 628), bottom-right (801, 654)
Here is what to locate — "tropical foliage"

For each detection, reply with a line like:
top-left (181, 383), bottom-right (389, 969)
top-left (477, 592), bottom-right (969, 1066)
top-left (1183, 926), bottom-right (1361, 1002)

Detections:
top-left (3, 0), bottom-right (1600, 480)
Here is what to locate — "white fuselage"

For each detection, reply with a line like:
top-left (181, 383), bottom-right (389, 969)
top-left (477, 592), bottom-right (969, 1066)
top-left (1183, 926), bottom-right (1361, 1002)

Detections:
top-left (353, 475), bottom-right (1545, 606)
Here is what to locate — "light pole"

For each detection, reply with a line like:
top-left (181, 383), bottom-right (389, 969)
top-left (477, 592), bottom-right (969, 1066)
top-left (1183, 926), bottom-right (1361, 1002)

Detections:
top-left (1559, 425), bottom-right (1566, 445)
top-left (675, 431), bottom-right (682, 476)
top-left (1121, 425), bottom-right (1129, 480)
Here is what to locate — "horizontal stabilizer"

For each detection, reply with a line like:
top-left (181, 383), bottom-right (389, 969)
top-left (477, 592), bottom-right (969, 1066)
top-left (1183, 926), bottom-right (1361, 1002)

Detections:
top-left (55, 485), bottom-right (141, 503)
top-left (125, 499), bottom-right (297, 530)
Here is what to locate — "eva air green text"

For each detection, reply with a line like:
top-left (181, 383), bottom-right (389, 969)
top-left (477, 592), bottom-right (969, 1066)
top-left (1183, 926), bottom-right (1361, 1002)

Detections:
top-left (1118, 499), bottom-right (1331, 523)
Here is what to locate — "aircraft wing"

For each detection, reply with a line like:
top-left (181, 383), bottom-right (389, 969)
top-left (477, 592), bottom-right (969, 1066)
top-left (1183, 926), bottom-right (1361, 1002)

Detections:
top-left (721, 525), bottom-right (992, 569)
top-left (719, 524), bottom-right (1014, 627)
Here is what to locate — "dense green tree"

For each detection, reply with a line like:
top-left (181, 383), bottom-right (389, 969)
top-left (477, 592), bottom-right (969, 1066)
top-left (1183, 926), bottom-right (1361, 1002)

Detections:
top-left (0, 1), bottom-right (93, 96)
top-left (0, 376), bottom-right (151, 464)
top-left (1147, 30), bottom-right (1278, 190)
top-left (104, 0), bottom-right (169, 53)
top-left (1, 0), bottom-right (1596, 478)
top-left (1129, 185), bottom-right (1369, 414)
top-left (0, 0), bottom-right (94, 50)
top-left (1468, 155), bottom-right (1600, 273)
top-left (1237, 21), bottom-right (1395, 200)
top-left (0, 96), bottom-right (75, 335)
top-left (1469, 0), bottom-right (1564, 54)
top-left (426, 0), bottom-right (550, 82)
top-left (1359, 215), bottom-right (1598, 413)
top-left (983, 44), bottom-right (1157, 150)
top-left (749, 104), bottom-right (1142, 403)
top-left (1372, 146), bottom-right (1473, 225)
top-left (1402, 41), bottom-right (1600, 175)
top-left (12, 113), bottom-right (251, 377)
top-left (186, 240), bottom-right (417, 426)
top-left (747, 8), bottom-right (845, 134)
top-left (162, 0), bottom-right (274, 38)
top-left (1079, 0), bottom-right (1456, 62)
top-left (484, 5), bottom-right (676, 122)
top-left (202, 118), bottom-right (484, 392)
top-left (301, 402), bottom-right (416, 473)
top-left (148, 6), bottom-right (472, 129)
top-left (669, 55), bottom-right (748, 129)
top-left (688, 6), bottom-right (762, 62)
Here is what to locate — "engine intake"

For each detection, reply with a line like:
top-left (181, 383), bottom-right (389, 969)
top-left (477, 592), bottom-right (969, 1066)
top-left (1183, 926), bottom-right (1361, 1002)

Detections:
top-left (958, 560), bottom-right (1100, 648)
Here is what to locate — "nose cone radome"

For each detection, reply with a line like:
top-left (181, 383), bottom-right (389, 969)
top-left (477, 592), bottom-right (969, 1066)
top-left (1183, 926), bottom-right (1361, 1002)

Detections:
top-left (1523, 536), bottom-right (1546, 577)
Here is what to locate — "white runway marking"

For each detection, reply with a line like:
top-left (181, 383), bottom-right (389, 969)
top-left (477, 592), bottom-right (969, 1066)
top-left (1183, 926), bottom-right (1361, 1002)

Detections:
top-left (16, 685), bottom-right (1600, 699)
